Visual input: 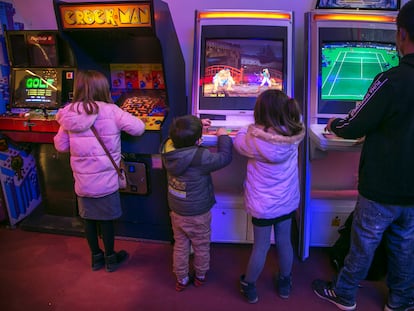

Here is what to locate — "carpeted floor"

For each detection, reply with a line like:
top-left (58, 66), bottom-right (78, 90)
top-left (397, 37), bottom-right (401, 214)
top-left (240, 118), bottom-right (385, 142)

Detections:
top-left (0, 225), bottom-right (387, 311)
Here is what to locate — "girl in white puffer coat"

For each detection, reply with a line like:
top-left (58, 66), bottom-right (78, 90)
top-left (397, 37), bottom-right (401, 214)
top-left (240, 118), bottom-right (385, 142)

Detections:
top-left (234, 89), bottom-right (305, 304)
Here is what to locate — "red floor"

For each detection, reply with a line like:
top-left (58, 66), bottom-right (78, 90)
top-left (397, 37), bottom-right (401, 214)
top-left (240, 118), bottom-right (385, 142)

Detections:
top-left (0, 225), bottom-right (387, 311)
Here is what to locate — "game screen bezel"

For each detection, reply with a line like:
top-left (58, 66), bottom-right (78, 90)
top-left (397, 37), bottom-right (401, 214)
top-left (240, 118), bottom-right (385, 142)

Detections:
top-left (316, 25), bottom-right (398, 115)
top-left (197, 25), bottom-right (288, 113)
top-left (201, 38), bottom-right (284, 102)
top-left (320, 41), bottom-right (399, 105)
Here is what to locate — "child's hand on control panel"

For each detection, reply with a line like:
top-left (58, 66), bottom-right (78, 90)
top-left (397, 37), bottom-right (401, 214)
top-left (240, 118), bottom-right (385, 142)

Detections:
top-left (201, 118), bottom-right (211, 128)
top-left (216, 128), bottom-right (228, 136)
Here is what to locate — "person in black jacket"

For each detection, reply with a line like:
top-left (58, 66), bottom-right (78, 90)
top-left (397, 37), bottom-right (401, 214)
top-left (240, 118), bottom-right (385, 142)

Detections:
top-left (161, 115), bottom-right (233, 291)
top-left (312, 1), bottom-right (414, 311)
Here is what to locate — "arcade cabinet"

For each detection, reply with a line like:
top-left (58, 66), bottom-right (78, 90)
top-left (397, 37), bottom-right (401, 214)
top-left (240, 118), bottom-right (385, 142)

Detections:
top-left (301, 0), bottom-right (399, 259)
top-left (191, 10), bottom-right (296, 243)
top-left (0, 30), bottom-right (78, 232)
top-left (53, 0), bottom-right (186, 241)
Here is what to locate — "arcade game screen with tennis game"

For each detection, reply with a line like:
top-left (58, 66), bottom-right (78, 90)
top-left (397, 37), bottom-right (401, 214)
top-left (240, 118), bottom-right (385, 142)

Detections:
top-left (320, 42), bottom-right (399, 102)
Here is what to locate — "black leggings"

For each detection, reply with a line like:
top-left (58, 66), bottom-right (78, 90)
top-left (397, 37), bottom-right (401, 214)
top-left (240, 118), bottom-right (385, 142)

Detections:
top-left (84, 219), bottom-right (115, 256)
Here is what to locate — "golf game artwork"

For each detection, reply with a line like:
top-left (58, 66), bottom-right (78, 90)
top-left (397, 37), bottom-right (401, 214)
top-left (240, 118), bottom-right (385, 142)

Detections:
top-left (320, 42), bottom-right (399, 102)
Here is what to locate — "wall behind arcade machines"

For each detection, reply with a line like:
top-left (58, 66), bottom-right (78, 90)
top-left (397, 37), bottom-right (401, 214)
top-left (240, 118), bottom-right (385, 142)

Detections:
top-left (53, 0), bottom-right (186, 241)
top-left (302, 0), bottom-right (400, 258)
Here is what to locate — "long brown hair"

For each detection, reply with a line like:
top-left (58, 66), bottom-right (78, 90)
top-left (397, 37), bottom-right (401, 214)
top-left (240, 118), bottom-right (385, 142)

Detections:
top-left (254, 89), bottom-right (303, 136)
top-left (71, 70), bottom-right (113, 115)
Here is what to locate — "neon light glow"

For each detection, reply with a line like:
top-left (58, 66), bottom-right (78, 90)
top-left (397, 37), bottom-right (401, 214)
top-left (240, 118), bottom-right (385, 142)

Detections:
top-left (199, 11), bottom-right (292, 21)
top-left (314, 14), bottom-right (395, 23)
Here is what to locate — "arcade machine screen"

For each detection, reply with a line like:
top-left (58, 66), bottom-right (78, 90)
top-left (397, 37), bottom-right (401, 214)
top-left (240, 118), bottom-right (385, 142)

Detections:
top-left (195, 25), bottom-right (288, 128)
top-left (10, 68), bottom-right (74, 110)
top-left (200, 38), bottom-right (284, 111)
top-left (11, 69), bottom-right (59, 109)
top-left (110, 63), bottom-right (167, 130)
top-left (318, 41), bottom-right (399, 115)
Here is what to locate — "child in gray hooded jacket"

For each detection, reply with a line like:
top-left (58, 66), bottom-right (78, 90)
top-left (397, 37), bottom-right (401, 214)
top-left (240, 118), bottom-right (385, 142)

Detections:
top-left (161, 115), bottom-right (232, 291)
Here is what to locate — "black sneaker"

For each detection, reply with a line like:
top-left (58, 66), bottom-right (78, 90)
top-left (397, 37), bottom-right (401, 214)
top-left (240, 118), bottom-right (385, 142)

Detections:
top-left (91, 251), bottom-right (105, 271)
top-left (105, 250), bottom-right (129, 272)
top-left (384, 300), bottom-right (414, 311)
top-left (240, 275), bottom-right (258, 304)
top-left (277, 273), bottom-right (292, 299)
top-left (312, 279), bottom-right (356, 310)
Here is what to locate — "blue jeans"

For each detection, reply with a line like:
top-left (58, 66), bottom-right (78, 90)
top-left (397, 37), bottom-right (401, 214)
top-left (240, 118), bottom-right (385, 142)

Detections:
top-left (335, 194), bottom-right (414, 306)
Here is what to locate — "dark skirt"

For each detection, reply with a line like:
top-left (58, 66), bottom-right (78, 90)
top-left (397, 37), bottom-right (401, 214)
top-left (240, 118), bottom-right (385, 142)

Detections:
top-left (77, 191), bottom-right (122, 220)
top-left (252, 211), bottom-right (295, 227)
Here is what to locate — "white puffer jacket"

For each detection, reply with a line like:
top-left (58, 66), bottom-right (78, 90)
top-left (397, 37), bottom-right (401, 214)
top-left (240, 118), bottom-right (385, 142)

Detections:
top-left (53, 101), bottom-right (145, 198)
top-left (233, 124), bottom-right (305, 219)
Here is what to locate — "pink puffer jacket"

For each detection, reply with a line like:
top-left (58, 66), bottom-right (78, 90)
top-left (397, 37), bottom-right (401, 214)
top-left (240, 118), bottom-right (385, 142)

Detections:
top-left (54, 101), bottom-right (145, 197)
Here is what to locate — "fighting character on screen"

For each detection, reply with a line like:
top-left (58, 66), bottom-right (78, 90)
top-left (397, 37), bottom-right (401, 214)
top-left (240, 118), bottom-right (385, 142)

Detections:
top-left (212, 68), bottom-right (235, 93)
top-left (259, 68), bottom-right (272, 88)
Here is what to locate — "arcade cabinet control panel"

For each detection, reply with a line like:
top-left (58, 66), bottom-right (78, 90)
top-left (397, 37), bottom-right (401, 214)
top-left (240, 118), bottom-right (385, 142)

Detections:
top-left (199, 113), bottom-right (253, 146)
top-left (201, 127), bottom-right (239, 147)
top-left (0, 108), bottom-right (59, 135)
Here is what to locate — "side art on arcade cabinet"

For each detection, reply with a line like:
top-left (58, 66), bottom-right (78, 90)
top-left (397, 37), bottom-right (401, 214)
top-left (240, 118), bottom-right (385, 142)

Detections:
top-left (0, 136), bottom-right (41, 226)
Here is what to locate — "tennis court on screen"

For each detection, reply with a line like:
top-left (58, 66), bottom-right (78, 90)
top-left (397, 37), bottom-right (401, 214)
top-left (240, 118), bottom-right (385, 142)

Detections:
top-left (321, 45), bottom-right (399, 101)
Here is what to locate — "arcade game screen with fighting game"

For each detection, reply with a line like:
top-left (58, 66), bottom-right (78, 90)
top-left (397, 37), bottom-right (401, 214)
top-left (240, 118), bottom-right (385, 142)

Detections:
top-left (198, 33), bottom-right (286, 115)
top-left (193, 21), bottom-right (291, 132)
top-left (201, 38), bottom-right (284, 100)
